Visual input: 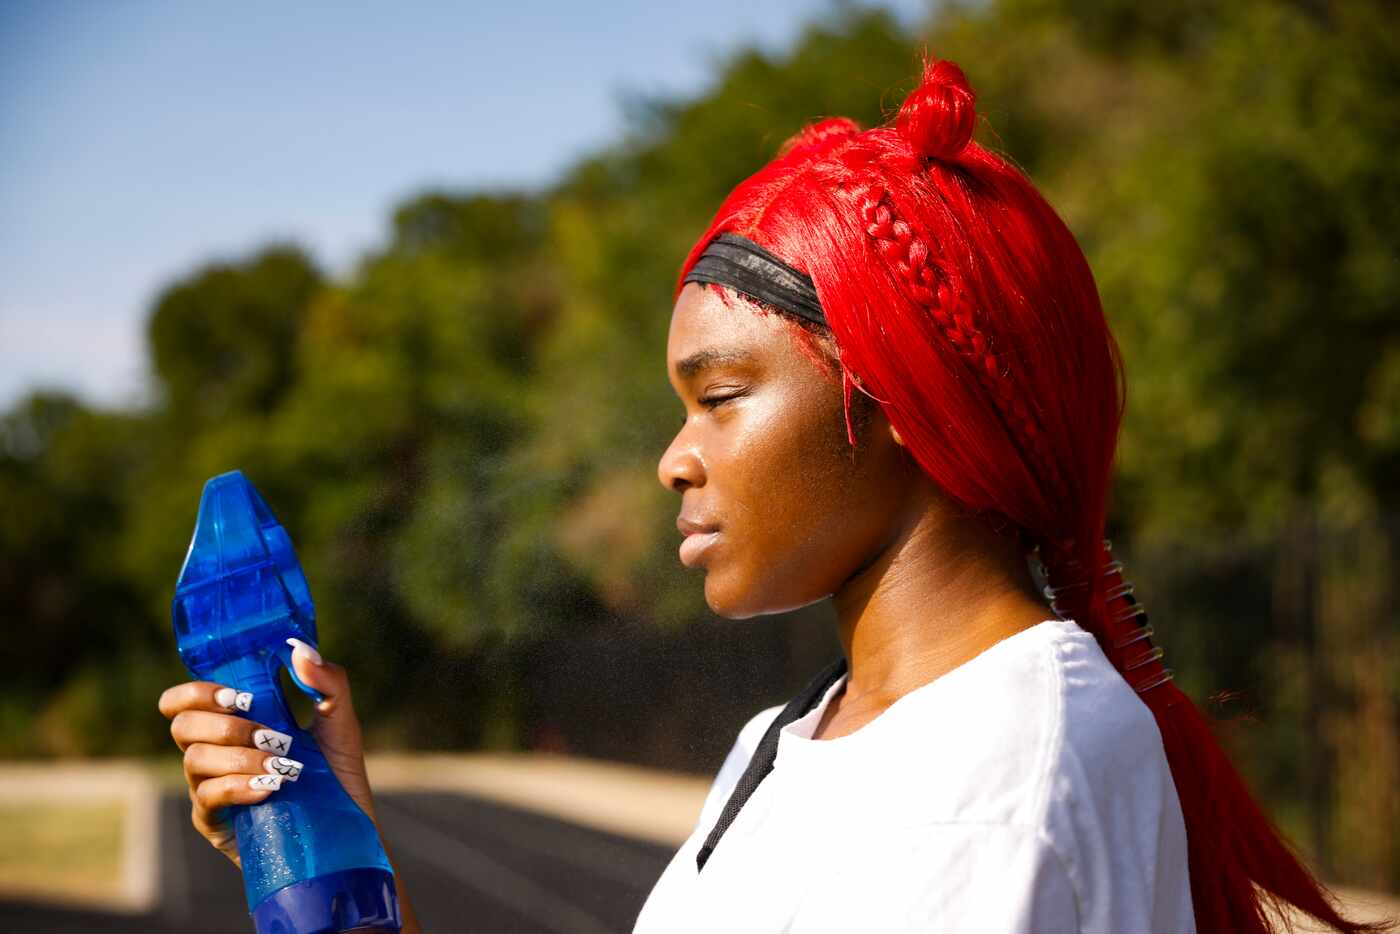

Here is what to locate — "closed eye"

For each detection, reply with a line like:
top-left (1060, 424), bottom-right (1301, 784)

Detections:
top-left (678, 392), bottom-right (746, 427)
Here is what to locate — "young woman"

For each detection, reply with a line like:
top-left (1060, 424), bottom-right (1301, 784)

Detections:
top-left (158, 54), bottom-right (1389, 933)
top-left (632, 53), bottom-right (1395, 934)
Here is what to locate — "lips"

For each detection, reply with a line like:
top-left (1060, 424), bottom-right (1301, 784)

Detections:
top-left (679, 529), bottom-right (721, 567)
top-left (677, 515), bottom-right (721, 567)
top-left (677, 515), bottom-right (720, 536)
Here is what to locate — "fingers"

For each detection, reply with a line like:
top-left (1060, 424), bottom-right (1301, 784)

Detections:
top-left (288, 649), bottom-right (367, 758)
top-left (183, 743), bottom-right (305, 783)
top-left (163, 678), bottom-right (304, 863)
top-left (169, 709), bottom-right (294, 757)
top-left (287, 643), bottom-right (354, 720)
top-left (193, 772), bottom-right (288, 815)
top-left (158, 681), bottom-right (254, 719)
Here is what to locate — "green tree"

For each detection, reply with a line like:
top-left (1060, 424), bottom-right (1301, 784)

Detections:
top-left (147, 244), bottom-right (323, 422)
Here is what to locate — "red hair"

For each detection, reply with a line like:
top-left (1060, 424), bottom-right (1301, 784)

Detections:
top-left (674, 51), bottom-right (1391, 934)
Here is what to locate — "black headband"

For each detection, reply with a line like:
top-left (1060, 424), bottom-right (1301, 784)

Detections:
top-left (682, 232), bottom-right (827, 329)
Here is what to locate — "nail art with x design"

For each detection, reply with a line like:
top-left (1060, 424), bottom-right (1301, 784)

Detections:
top-left (253, 729), bottom-right (293, 756)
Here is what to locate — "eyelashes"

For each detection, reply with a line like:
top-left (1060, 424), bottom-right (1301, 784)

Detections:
top-left (680, 392), bottom-right (745, 427)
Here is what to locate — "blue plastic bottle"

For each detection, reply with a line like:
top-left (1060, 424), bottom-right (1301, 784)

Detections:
top-left (172, 470), bottom-right (401, 933)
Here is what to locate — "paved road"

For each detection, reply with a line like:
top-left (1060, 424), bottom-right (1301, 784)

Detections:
top-left (5, 791), bottom-right (676, 933)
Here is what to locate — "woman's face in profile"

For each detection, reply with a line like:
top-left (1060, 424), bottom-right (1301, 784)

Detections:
top-left (658, 282), bottom-right (913, 618)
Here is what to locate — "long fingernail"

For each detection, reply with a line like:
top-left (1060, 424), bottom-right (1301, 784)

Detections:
top-left (286, 637), bottom-right (323, 666)
top-left (264, 756), bottom-right (304, 782)
top-left (249, 774), bottom-right (283, 791)
top-left (215, 688), bottom-right (254, 712)
top-left (253, 729), bottom-right (293, 755)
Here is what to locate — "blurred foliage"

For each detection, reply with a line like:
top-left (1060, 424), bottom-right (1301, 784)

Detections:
top-left (1, 0), bottom-right (1396, 885)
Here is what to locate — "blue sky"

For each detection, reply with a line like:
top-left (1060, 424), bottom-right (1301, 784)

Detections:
top-left (0, 0), bottom-right (931, 411)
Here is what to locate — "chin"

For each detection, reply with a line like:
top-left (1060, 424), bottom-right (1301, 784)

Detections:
top-left (701, 569), bottom-right (770, 620)
top-left (702, 566), bottom-right (826, 620)
top-left (703, 587), bottom-right (757, 620)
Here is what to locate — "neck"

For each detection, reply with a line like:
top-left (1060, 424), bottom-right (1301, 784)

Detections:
top-left (829, 495), bottom-right (1053, 707)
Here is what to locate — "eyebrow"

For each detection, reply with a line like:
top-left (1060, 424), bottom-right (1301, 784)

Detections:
top-left (673, 348), bottom-right (758, 381)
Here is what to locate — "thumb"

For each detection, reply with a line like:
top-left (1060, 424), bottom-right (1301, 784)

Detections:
top-left (287, 638), bottom-right (360, 739)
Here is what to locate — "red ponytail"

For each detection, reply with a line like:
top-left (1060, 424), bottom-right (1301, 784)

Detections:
top-left (676, 49), bottom-right (1394, 934)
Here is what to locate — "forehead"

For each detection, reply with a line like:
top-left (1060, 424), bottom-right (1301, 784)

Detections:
top-left (667, 282), bottom-right (783, 371)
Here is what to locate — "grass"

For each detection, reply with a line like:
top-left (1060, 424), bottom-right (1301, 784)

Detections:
top-left (0, 801), bottom-right (124, 904)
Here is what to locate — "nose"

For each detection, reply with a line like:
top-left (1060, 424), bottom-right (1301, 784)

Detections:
top-left (658, 428), bottom-right (705, 494)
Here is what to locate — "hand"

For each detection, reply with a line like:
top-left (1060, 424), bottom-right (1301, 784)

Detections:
top-left (156, 645), bottom-right (374, 867)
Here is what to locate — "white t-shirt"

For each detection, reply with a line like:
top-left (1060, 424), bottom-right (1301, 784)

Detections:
top-left (632, 617), bottom-right (1195, 933)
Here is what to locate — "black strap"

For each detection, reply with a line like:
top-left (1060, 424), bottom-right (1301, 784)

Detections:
top-left (682, 232), bottom-right (827, 330)
top-left (695, 656), bottom-right (849, 872)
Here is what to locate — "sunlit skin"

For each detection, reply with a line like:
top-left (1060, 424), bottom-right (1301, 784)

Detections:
top-left (658, 282), bottom-right (1054, 740)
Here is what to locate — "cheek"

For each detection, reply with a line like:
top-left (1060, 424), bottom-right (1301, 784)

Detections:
top-left (721, 397), bottom-right (832, 516)
top-left (716, 392), bottom-right (870, 591)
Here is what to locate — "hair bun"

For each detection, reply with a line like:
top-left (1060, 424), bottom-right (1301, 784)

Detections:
top-left (895, 56), bottom-right (977, 161)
